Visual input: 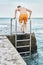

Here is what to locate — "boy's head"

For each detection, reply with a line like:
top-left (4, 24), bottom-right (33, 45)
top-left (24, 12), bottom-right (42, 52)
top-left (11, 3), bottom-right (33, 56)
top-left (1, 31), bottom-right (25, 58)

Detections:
top-left (17, 5), bottom-right (21, 8)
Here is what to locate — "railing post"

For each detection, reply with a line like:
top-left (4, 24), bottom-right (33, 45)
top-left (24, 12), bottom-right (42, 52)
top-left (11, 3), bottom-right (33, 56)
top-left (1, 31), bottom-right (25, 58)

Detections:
top-left (10, 18), bottom-right (12, 43)
top-left (30, 19), bottom-right (31, 57)
top-left (15, 18), bottom-right (17, 48)
top-left (10, 18), bottom-right (12, 35)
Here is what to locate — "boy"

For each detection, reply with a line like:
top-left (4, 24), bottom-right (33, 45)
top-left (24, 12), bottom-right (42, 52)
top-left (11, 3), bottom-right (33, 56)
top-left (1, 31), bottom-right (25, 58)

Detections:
top-left (14, 5), bottom-right (32, 32)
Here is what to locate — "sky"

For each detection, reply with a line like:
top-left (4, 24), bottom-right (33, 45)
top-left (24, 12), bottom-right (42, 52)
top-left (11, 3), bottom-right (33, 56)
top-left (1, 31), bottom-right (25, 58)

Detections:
top-left (0, 0), bottom-right (43, 18)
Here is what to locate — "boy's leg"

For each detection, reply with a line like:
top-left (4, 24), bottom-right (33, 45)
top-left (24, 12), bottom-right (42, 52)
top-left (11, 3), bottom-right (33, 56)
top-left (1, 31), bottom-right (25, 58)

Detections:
top-left (19, 22), bottom-right (24, 32)
top-left (20, 21), bottom-right (25, 33)
top-left (20, 22), bottom-right (27, 33)
top-left (23, 14), bottom-right (28, 33)
top-left (19, 14), bottom-right (24, 32)
top-left (20, 23), bottom-right (27, 33)
top-left (23, 23), bottom-right (27, 33)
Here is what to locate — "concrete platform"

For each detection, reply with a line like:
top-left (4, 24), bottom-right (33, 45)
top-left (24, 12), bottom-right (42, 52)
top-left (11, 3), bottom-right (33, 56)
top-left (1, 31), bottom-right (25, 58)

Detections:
top-left (0, 36), bottom-right (27, 65)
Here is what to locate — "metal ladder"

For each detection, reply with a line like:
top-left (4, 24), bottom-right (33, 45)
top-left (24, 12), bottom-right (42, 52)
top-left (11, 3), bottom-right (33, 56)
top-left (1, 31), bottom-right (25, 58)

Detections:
top-left (15, 19), bottom-right (31, 58)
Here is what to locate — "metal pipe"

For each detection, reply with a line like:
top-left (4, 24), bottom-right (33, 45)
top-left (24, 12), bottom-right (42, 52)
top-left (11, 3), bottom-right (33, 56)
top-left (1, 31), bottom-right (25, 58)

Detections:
top-left (10, 18), bottom-right (12, 35)
top-left (15, 18), bottom-right (17, 48)
top-left (30, 19), bottom-right (31, 57)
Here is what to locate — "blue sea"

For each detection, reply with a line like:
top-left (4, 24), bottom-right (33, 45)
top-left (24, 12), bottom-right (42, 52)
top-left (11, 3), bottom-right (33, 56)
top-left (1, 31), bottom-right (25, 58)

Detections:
top-left (0, 18), bottom-right (43, 65)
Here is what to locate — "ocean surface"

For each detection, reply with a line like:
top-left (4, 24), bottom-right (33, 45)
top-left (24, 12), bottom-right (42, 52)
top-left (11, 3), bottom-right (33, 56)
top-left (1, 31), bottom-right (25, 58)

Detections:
top-left (0, 18), bottom-right (43, 65)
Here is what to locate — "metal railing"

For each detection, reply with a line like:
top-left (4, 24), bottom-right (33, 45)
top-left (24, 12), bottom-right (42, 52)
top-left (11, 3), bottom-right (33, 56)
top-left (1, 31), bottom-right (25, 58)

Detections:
top-left (11, 18), bottom-right (32, 57)
top-left (0, 18), bottom-right (32, 57)
top-left (0, 18), bottom-right (31, 36)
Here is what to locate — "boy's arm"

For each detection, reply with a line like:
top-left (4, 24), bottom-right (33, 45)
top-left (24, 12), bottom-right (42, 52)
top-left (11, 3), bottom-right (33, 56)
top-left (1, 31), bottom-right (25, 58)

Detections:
top-left (14, 9), bottom-right (17, 19)
top-left (14, 8), bottom-right (19, 19)
top-left (26, 8), bottom-right (32, 19)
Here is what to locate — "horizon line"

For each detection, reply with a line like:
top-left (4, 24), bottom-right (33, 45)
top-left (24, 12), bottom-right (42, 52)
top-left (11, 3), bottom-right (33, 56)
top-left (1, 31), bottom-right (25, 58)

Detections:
top-left (0, 17), bottom-right (43, 19)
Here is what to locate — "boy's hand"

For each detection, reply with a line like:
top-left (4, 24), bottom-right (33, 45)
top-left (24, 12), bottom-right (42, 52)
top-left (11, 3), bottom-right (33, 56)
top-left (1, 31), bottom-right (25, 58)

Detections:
top-left (28, 17), bottom-right (30, 19)
top-left (14, 17), bottom-right (16, 19)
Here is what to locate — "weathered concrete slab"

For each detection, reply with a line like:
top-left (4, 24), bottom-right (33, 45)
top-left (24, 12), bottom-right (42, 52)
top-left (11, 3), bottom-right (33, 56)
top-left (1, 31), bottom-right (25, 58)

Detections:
top-left (0, 36), bottom-right (27, 65)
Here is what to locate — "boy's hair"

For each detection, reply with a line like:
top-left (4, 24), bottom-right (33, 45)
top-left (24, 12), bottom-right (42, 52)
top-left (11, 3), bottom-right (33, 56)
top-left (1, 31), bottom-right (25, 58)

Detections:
top-left (17, 5), bottom-right (21, 8)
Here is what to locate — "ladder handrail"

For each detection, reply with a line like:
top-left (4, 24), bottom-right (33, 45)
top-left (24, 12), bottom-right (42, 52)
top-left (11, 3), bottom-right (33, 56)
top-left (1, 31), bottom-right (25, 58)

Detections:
top-left (11, 18), bottom-right (32, 57)
top-left (15, 18), bottom-right (17, 48)
top-left (0, 17), bottom-right (32, 57)
top-left (10, 18), bottom-right (17, 48)
top-left (30, 19), bottom-right (31, 57)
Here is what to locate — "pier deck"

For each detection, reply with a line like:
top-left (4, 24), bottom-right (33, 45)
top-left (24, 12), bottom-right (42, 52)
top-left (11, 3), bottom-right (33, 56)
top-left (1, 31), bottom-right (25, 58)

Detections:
top-left (0, 36), bottom-right (27, 65)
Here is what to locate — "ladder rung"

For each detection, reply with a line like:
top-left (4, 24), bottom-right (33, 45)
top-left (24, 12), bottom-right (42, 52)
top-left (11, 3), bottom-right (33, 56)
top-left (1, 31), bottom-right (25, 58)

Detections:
top-left (22, 56), bottom-right (30, 59)
top-left (17, 39), bottom-right (30, 42)
top-left (19, 51), bottom-right (30, 54)
top-left (16, 33), bottom-right (26, 35)
top-left (16, 45), bottom-right (30, 48)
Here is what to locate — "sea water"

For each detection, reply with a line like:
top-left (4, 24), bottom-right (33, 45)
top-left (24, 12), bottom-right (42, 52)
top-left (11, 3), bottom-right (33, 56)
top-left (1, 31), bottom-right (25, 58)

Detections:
top-left (0, 18), bottom-right (43, 65)
top-left (24, 18), bottom-right (43, 65)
